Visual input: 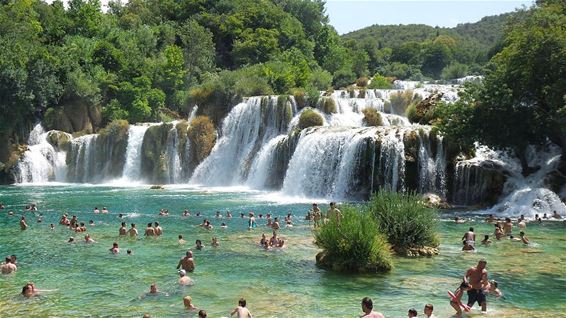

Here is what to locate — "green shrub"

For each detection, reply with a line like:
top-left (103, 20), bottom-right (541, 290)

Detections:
top-left (441, 62), bottom-right (469, 80)
top-left (367, 191), bottom-right (439, 251)
top-left (314, 205), bottom-right (393, 273)
top-left (358, 88), bottom-right (367, 98)
top-left (188, 116), bottom-right (217, 163)
top-left (321, 97), bottom-right (336, 114)
top-left (362, 108), bottom-right (383, 126)
top-left (290, 88), bottom-right (307, 109)
top-left (385, 90), bottom-right (420, 114)
top-left (298, 108), bottom-right (323, 130)
top-left (368, 74), bottom-right (393, 89)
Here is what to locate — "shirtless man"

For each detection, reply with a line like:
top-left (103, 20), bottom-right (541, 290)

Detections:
top-left (423, 303), bottom-right (437, 318)
top-left (327, 202), bottom-right (343, 223)
top-left (94, 207), bottom-right (100, 214)
top-left (154, 222), bottom-right (163, 236)
top-left (129, 223), bottom-right (138, 237)
top-left (1, 257), bottom-right (17, 274)
top-left (178, 234), bottom-right (187, 244)
top-left (109, 242), bottom-right (120, 254)
top-left (177, 250), bottom-right (195, 272)
top-left (464, 259), bottom-right (489, 312)
top-left (20, 216), bottom-right (28, 230)
top-left (178, 269), bottom-right (193, 285)
top-left (462, 227), bottom-right (475, 246)
top-left (502, 218), bottom-right (513, 236)
top-left (85, 234), bottom-right (95, 243)
top-left (360, 297), bottom-right (385, 318)
top-left (119, 222), bottom-right (127, 236)
top-left (231, 298), bottom-right (253, 318)
top-left (271, 218), bottom-right (280, 230)
top-left (552, 210), bottom-right (562, 219)
top-left (69, 215), bottom-right (78, 229)
top-left (145, 223), bottom-right (155, 237)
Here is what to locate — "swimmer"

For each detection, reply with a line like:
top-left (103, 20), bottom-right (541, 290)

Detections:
top-left (68, 237), bottom-right (75, 243)
top-left (195, 239), bottom-right (204, 250)
top-left (519, 231), bottom-right (529, 244)
top-left (226, 211), bottom-right (232, 218)
top-left (285, 220), bottom-right (293, 228)
top-left (182, 210), bottom-right (190, 217)
top-left (271, 217), bottom-right (280, 230)
top-left (118, 213), bottom-right (123, 218)
top-left (75, 222), bottom-right (87, 232)
top-left (481, 235), bottom-right (492, 246)
top-left (423, 303), bottom-right (437, 318)
top-left (142, 283), bottom-right (168, 297)
top-left (221, 222), bottom-right (227, 229)
top-left (21, 283), bottom-right (36, 298)
top-left (89, 220), bottom-right (95, 226)
top-left (178, 269), bottom-right (193, 285)
top-left (127, 249), bottom-right (132, 255)
top-left (215, 211), bottom-right (222, 219)
top-left (269, 231), bottom-right (279, 247)
top-left (450, 281), bottom-right (471, 317)
top-left (259, 233), bottom-right (268, 247)
top-left (1, 257), bottom-right (17, 274)
top-left (85, 234), bottom-right (95, 243)
top-left (154, 222), bottom-right (163, 236)
top-left (177, 250), bottom-right (195, 272)
top-left (129, 223), bottom-right (138, 237)
top-left (494, 223), bottom-right (504, 240)
top-left (485, 280), bottom-right (502, 297)
top-left (183, 295), bottom-right (197, 310)
top-left (145, 223), bottom-right (155, 236)
top-left (360, 297), bottom-right (385, 318)
top-left (408, 308), bottom-right (418, 318)
top-left (231, 298), bottom-right (253, 318)
top-left (20, 216), bottom-right (28, 230)
top-left (198, 310), bottom-right (207, 318)
top-left (454, 216), bottom-right (466, 224)
top-left (109, 242), bottom-right (120, 254)
top-left (119, 222), bottom-right (127, 235)
top-left (101, 207), bottom-right (109, 214)
top-left (248, 212), bottom-right (256, 230)
top-left (503, 217), bottom-right (513, 236)
top-left (179, 234), bottom-right (187, 244)
top-left (94, 207), bottom-right (100, 214)
top-left (69, 215), bottom-right (78, 229)
top-left (462, 227), bottom-right (475, 246)
top-left (50, 223), bottom-right (55, 230)
top-left (211, 237), bottom-right (219, 247)
top-left (552, 210), bottom-right (562, 219)
top-left (485, 214), bottom-right (496, 223)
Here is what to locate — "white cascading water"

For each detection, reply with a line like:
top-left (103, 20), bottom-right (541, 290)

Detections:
top-left (121, 125), bottom-right (151, 182)
top-left (417, 131), bottom-right (447, 197)
top-left (281, 127), bottom-right (376, 199)
top-left (70, 134), bottom-right (97, 183)
top-left (246, 135), bottom-right (288, 188)
top-left (15, 124), bottom-right (67, 183)
top-left (166, 126), bottom-right (182, 183)
top-left (487, 144), bottom-right (566, 218)
top-left (190, 98), bottom-right (263, 185)
top-left (378, 127), bottom-right (407, 192)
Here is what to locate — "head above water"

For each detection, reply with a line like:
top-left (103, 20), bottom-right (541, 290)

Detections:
top-left (478, 259), bottom-right (487, 269)
top-left (238, 298), bottom-right (247, 307)
top-left (361, 297), bottom-right (373, 311)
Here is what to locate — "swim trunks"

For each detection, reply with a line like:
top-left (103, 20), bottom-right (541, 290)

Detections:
top-left (467, 288), bottom-right (486, 307)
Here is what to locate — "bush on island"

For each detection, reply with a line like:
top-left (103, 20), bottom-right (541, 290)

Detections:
top-left (367, 191), bottom-right (439, 253)
top-left (362, 108), bottom-right (383, 127)
top-left (315, 206), bottom-right (393, 273)
top-left (321, 97), bottom-right (337, 114)
top-left (188, 116), bottom-right (217, 163)
top-left (356, 76), bottom-right (369, 87)
top-left (368, 74), bottom-right (393, 89)
top-left (298, 108), bottom-right (323, 130)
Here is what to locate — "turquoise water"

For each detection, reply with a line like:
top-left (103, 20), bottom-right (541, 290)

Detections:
top-left (0, 185), bottom-right (565, 317)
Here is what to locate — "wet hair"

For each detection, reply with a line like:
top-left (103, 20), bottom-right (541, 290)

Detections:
top-left (179, 234), bottom-right (183, 239)
top-left (154, 222), bottom-right (159, 226)
top-left (147, 223), bottom-right (152, 227)
top-left (80, 222), bottom-right (85, 226)
top-left (121, 222), bottom-right (126, 226)
top-left (484, 235), bottom-right (489, 240)
top-left (425, 303), bottom-right (433, 311)
top-left (491, 280), bottom-right (498, 288)
top-left (408, 308), bottom-right (417, 316)
top-left (505, 217), bottom-right (511, 222)
top-left (198, 309), bottom-right (207, 318)
top-left (5, 257), bottom-right (11, 263)
top-left (113, 242), bottom-right (118, 247)
top-left (469, 227), bottom-right (474, 231)
top-left (509, 235), bottom-right (514, 239)
top-left (22, 284), bottom-right (32, 295)
top-left (131, 223), bottom-right (136, 227)
top-left (520, 231), bottom-right (525, 236)
top-left (127, 249), bottom-right (132, 254)
top-left (361, 297), bottom-right (373, 309)
top-left (238, 298), bottom-right (247, 307)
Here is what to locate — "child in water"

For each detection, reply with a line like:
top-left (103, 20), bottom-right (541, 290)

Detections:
top-left (450, 281), bottom-right (471, 317)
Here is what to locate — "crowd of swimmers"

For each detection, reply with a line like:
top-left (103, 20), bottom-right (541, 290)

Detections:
top-left (2, 200), bottom-right (564, 316)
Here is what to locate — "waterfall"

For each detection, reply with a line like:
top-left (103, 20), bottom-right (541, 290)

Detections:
top-left (281, 127), bottom-right (376, 199)
top-left (417, 131), bottom-right (447, 197)
top-left (378, 128), bottom-right (407, 192)
top-left (165, 126), bottom-right (182, 183)
top-left (121, 125), bottom-right (150, 182)
top-left (246, 135), bottom-right (288, 189)
top-left (69, 135), bottom-right (97, 183)
top-left (15, 124), bottom-right (67, 183)
top-left (190, 97), bottom-right (289, 185)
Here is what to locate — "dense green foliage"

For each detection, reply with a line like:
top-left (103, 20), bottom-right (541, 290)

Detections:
top-left (435, 1), bottom-right (566, 165)
top-left (366, 191), bottom-right (439, 251)
top-left (297, 108), bottom-right (323, 130)
top-left (314, 205), bottom-right (393, 273)
top-left (342, 13), bottom-right (517, 80)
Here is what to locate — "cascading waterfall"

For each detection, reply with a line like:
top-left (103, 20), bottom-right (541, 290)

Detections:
top-left (246, 135), bottom-right (288, 189)
top-left (15, 124), bottom-right (68, 183)
top-left (68, 135), bottom-right (97, 183)
top-left (121, 125), bottom-right (151, 182)
top-left (165, 126), bottom-right (182, 183)
top-left (190, 96), bottom-right (289, 185)
top-left (378, 127), bottom-right (407, 192)
top-left (417, 131), bottom-right (447, 197)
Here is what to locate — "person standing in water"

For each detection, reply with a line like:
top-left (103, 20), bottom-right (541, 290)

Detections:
top-left (463, 259), bottom-right (489, 312)
top-left (360, 297), bottom-right (385, 318)
top-left (129, 223), bottom-right (138, 237)
top-left (119, 222), bottom-right (127, 236)
top-left (177, 250), bottom-right (195, 272)
top-left (231, 298), bottom-right (253, 318)
top-left (20, 216), bottom-right (28, 230)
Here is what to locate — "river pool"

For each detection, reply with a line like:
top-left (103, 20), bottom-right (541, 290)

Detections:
top-left (0, 185), bottom-right (565, 317)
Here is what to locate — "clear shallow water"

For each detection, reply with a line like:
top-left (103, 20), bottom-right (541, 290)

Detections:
top-left (0, 185), bottom-right (565, 318)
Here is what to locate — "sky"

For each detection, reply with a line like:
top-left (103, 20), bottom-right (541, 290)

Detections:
top-left (326, 0), bottom-right (535, 34)
top-left (47, 0), bottom-right (534, 35)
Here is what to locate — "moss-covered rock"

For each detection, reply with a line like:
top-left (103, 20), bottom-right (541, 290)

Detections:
top-left (358, 88), bottom-right (367, 98)
top-left (44, 100), bottom-right (103, 134)
top-left (321, 97), bottom-right (336, 114)
top-left (44, 107), bottom-right (74, 132)
top-left (362, 108), bottom-right (383, 126)
top-left (141, 123), bottom-right (172, 183)
top-left (408, 92), bottom-right (443, 124)
top-left (188, 116), bottom-right (217, 165)
top-left (290, 89), bottom-right (306, 109)
top-left (298, 108), bottom-right (324, 130)
top-left (356, 76), bottom-right (369, 87)
top-left (46, 131), bottom-right (72, 152)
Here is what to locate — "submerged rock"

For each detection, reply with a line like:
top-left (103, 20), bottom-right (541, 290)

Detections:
top-left (150, 185), bottom-right (164, 190)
